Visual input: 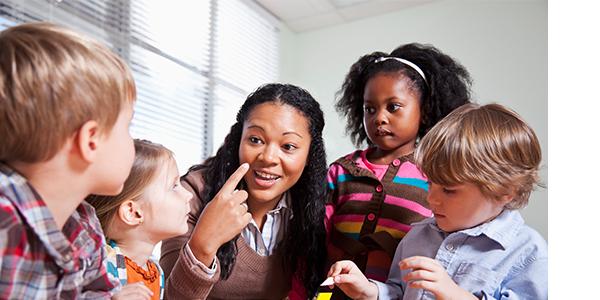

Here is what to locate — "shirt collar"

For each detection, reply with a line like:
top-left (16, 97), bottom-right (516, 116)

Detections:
top-left (0, 162), bottom-right (96, 269)
top-left (422, 209), bottom-right (524, 250)
top-left (246, 192), bottom-right (293, 229)
top-left (267, 192), bottom-right (292, 215)
top-left (0, 163), bottom-right (56, 234)
top-left (460, 209), bottom-right (524, 249)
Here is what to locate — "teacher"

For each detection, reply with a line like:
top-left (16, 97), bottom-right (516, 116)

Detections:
top-left (160, 83), bottom-right (327, 299)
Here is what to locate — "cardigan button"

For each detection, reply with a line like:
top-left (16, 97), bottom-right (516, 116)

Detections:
top-left (375, 185), bottom-right (383, 192)
top-left (367, 213), bottom-right (375, 221)
top-left (392, 159), bottom-right (401, 167)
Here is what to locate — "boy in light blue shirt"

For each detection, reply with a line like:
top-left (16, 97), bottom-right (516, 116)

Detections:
top-left (327, 103), bottom-right (547, 300)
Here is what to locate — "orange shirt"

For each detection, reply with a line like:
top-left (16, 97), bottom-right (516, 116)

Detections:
top-left (125, 256), bottom-right (161, 300)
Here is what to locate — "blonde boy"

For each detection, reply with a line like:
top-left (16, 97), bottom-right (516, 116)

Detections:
top-left (0, 23), bottom-right (136, 298)
top-left (328, 103), bottom-right (547, 299)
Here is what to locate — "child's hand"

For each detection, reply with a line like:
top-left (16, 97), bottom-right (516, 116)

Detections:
top-left (327, 260), bottom-right (378, 300)
top-left (112, 282), bottom-right (153, 300)
top-left (189, 163), bottom-right (252, 266)
top-left (400, 256), bottom-right (477, 300)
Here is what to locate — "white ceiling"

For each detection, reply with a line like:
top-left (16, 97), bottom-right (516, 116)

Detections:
top-left (255, 0), bottom-right (440, 32)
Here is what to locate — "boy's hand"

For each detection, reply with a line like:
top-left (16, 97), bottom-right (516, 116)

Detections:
top-left (112, 282), bottom-right (152, 300)
top-left (189, 163), bottom-right (252, 266)
top-left (327, 260), bottom-right (378, 300)
top-left (400, 256), bottom-right (477, 300)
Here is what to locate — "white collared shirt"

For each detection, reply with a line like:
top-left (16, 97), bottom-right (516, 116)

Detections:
top-left (241, 192), bottom-right (293, 256)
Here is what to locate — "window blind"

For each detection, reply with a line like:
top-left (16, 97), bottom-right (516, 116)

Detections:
top-left (211, 0), bottom-right (280, 153)
top-left (0, 0), bottom-right (280, 173)
top-left (127, 0), bottom-right (211, 173)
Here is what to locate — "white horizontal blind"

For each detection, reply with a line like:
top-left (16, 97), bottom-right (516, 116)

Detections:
top-left (211, 0), bottom-right (279, 153)
top-left (1, 0), bottom-right (280, 172)
top-left (0, 1), bottom-right (129, 50)
top-left (127, 0), bottom-right (210, 173)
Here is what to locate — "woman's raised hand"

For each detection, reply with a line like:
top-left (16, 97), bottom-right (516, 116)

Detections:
top-left (188, 163), bottom-right (252, 266)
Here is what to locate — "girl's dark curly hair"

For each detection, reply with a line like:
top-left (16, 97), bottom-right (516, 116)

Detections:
top-left (186, 83), bottom-right (327, 296)
top-left (335, 43), bottom-right (472, 147)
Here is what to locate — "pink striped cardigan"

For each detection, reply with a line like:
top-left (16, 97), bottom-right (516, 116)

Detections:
top-left (325, 150), bottom-right (432, 284)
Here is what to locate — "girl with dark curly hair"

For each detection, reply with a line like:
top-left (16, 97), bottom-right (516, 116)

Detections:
top-left (160, 83), bottom-right (327, 300)
top-left (326, 43), bottom-right (472, 296)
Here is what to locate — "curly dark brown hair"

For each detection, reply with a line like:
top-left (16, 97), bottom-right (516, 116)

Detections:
top-left (186, 83), bottom-right (327, 297)
top-left (335, 43), bottom-right (473, 147)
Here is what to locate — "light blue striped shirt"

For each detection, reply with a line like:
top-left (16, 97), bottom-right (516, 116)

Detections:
top-left (375, 209), bottom-right (548, 299)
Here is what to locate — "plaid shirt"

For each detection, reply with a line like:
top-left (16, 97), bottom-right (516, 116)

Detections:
top-left (0, 162), bottom-right (119, 299)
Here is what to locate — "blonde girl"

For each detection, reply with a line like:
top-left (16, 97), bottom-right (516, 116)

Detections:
top-left (87, 139), bottom-right (192, 300)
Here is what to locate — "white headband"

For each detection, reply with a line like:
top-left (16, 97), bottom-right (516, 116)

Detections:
top-left (374, 57), bottom-right (427, 84)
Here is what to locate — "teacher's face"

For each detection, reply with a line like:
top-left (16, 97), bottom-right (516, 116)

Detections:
top-left (239, 102), bottom-right (311, 205)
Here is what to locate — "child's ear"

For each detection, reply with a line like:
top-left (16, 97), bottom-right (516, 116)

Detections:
top-left (118, 200), bottom-right (144, 226)
top-left (498, 192), bottom-right (515, 206)
top-left (74, 120), bottom-right (100, 163)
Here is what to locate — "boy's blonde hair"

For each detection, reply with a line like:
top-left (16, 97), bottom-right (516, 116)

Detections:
top-left (415, 103), bottom-right (542, 209)
top-left (0, 22), bottom-right (136, 162)
top-left (86, 139), bottom-right (174, 239)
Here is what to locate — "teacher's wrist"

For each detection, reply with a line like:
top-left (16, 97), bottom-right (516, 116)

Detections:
top-left (189, 238), bottom-right (218, 267)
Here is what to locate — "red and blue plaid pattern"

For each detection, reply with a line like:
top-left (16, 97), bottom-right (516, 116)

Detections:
top-left (0, 162), bottom-right (119, 299)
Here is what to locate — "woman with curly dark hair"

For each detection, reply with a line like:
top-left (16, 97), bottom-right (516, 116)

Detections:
top-left (160, 83), bottom-right (327, 299)
top-left (326, 43), bottom-right (472, 298)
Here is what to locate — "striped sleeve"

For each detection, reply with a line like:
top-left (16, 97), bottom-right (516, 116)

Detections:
top-left (325, 164), bottom-right (343, 239)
